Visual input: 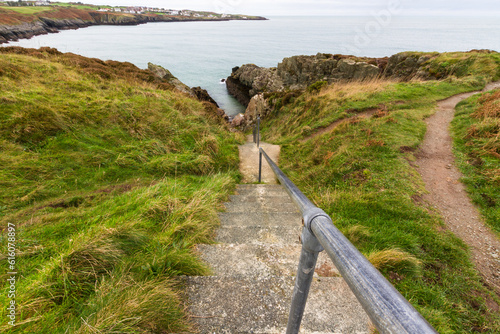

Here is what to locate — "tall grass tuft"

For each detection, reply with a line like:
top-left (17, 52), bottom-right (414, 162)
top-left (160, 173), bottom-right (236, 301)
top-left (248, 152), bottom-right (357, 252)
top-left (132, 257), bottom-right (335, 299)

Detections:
top-left (0, 48), bottom-right (240, 332)
top-left (367, 248), bottom-right (423, 278)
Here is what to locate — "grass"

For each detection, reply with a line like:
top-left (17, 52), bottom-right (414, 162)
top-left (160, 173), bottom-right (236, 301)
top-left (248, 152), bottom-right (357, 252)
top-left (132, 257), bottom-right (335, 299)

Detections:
top-left (0, 47), bottom-right (242, 332)
top-left (1, 7), bottom-right (53, 15)
top-left (452, 89), bottom-right (500, 234)
top-left (50, 3), bottom-right (99, 10)
top-left (259, 53), bottom-right (500, 332)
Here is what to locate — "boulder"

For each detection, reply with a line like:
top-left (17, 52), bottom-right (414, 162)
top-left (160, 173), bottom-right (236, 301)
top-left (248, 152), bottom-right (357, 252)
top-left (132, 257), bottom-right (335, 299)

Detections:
top-left (384, 53), bottom-right (423, 80)
top-left (277, 54), bottom-right (338, 88)
top-left (226, 65), bottom-right (284, 107)
top-left (192, 87), bottom-right (220, 107)
top-left (242, 94), bottom-right (270, 129)
top-left (231, 113), bottom-right (246, 128)
top-left (148, 63), bottom-right (194, 97)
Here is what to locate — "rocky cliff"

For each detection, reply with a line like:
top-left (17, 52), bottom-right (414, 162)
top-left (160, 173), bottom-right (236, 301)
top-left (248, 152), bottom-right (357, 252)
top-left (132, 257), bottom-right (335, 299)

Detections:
top-left (226, 51), bottom-right (478, 111)
top-left (0, 7), bottom-right (266, 44)
top-left (226, 53), bottom-right (385, 107)
top-left (227, 50), bottom-right (498, 129)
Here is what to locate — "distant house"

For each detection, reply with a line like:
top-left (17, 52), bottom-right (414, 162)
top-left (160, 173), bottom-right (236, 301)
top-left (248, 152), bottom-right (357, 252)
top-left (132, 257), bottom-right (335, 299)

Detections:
top-left (35, 1), bottom-right (50, 5)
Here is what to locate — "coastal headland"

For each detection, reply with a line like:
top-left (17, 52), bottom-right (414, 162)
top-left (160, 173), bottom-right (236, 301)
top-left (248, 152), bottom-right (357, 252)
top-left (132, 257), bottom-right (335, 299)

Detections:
top-left (0, 3), bottom-right (266, 44)
top-left (1, 28), bottom-right (500, 332)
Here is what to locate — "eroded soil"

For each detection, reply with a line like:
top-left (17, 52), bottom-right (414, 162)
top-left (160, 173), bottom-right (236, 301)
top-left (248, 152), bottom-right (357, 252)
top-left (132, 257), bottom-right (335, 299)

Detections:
top-left (416, 82), bottom-right (500, 294)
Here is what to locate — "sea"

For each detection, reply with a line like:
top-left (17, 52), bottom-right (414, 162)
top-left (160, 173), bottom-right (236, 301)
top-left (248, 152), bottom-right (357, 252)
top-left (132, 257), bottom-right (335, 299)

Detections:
top-left (4, 16), bottom-right (500, 116)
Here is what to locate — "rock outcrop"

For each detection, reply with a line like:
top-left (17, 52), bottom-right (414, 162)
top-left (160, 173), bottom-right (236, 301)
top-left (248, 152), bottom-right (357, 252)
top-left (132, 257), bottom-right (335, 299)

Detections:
top-left (384, 53), bottom-right (433, 80)
top-left (226, 53), bottom-right (382, 108)
top-left (192, 87), bottom-right (220, 107)
top-left (226, 51), bottom-right (489, 129)
top-left (148, 63), bottom-right (194, 97)
top-left (231, 93), bottom-right (270, 129)
top-left (226, 65), bottom-right (284, 106)
top-left (0, 21), bottom-right (57, 43)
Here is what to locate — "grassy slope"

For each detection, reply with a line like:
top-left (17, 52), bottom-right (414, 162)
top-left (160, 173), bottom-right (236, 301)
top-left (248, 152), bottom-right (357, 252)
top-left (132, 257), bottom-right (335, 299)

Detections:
top-left (0, 47), bottom-right (241, 332)
top-left (0, 6), bottom-right (102, 25)
top-left (452, 90), bottom-right (500, 234)
top-left (261, 52), bottom-right (500, 333)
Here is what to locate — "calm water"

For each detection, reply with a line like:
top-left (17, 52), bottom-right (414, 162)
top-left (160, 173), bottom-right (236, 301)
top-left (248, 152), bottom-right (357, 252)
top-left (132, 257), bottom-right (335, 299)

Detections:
top-left (5, 16), bottom-right (500, 115)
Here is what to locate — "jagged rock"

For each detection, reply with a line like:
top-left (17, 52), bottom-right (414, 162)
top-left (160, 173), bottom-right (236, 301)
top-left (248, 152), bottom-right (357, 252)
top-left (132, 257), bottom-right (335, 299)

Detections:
top-left (39, 17), bottom-right (90, 30)
top-left (226, 65), bottom-right (284, 107)
top-left (192, 87), bottom-right (220, 107)
top-left (147, 63), bottom-right (194, 97)
top-left (277, 54), bottom-right (338, 89)
top-left (232, 94), bottom-right (271, 130)
top-left (231, 113), bottom-right (246, 127)
top-left (228, 54), bottom-right (382, 107)
top-left (226, 74), bottom-right (252, 106)
top-left (384, 53), bottom-right (431, 80)
top-left (354, 62), bottom-right (380, 80)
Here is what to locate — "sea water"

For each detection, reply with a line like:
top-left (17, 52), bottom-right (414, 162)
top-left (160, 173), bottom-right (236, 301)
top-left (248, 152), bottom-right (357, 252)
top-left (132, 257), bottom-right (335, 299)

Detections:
top-left (5, 16), bottom-right (500, 115)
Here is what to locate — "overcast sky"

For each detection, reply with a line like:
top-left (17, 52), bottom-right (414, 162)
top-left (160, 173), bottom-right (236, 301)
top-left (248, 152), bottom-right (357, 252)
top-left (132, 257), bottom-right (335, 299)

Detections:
top-left (48, 0), bottom-right (500, 16)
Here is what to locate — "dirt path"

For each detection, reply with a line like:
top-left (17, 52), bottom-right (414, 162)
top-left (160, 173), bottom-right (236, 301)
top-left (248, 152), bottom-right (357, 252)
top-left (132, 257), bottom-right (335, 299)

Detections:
top-left (238, 135), bottom-right (280, 184)
top-left (416, 82), bottom-right (500, 294)
top-left (301, 108), bottom-right (380, 142)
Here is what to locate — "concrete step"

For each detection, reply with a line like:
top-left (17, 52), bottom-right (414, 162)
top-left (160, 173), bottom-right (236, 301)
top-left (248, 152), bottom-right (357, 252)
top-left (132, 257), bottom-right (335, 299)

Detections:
top-left (215, 225), bottom-right (302, 245)
top-left (185, 275), bottom-right (369, 334)
top-left (223, 200), bottom-right (299, 213)
top-left (235, 184), bottom-right (290, 197)
top-left (228, 194), bottom-right (294, 204)
top-left (196, 243), bottom-right (340, 278)
top-left (218, 212), bottom-right (302, 228)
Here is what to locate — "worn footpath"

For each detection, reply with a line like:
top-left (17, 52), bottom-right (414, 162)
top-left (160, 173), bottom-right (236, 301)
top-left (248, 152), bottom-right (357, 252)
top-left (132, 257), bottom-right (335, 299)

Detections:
top-left (416, 82), bottom-right (500, 294)
top-left (184, 137), bottom-right (369, 333)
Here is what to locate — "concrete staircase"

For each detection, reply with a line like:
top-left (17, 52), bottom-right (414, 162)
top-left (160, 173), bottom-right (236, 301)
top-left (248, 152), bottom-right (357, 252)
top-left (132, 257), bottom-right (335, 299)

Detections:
top-left (185, 184), bottom-right (369, 333)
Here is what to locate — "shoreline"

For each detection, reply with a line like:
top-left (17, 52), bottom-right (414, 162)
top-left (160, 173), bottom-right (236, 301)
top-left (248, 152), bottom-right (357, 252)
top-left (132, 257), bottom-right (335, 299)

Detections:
top-left (0, 8), bottom-right (267, 45)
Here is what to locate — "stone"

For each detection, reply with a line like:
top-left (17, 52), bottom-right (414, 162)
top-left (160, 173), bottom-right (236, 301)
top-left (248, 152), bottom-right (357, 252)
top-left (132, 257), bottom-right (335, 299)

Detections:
top-left (192, 86), bottom-right (220, 107)
top-left (147, 63), bottom-right (194, 96)
top-left (226, 64), bottom-right (284, 107)
top-left (231, 113), bottom-right (246, 127)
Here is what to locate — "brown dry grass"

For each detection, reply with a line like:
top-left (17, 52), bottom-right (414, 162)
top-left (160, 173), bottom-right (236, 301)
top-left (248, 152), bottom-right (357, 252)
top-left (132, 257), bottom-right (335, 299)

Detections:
top-left (474, 90), bottom-right (500, 119)
top-left (0, 46), bottom-right (173, 89)
top-left (0, 7), bottom-right (96, 25)
top-left (318, 78), bottom-right (392, 100)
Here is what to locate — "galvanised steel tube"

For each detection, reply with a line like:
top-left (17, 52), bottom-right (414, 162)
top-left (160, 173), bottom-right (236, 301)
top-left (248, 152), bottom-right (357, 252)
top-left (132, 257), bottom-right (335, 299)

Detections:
top-left (259, 148), bottom-right (438, 334)
top-left (285, 246), bottom-right (319, 334)
top-left (259, 148), bottom-right (313, 213)
top-left (311, 216), bottom-right (437, 334)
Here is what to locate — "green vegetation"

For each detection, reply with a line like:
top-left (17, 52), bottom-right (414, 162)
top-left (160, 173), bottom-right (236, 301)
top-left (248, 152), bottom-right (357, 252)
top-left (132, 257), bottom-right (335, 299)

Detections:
top-left (425, 51), bottom-right (500, 81)
top-left (0, 47), bottom-right (241, 332)
top-left (2, 6), bottom-right (52, 15)
top-left (452, 89), bottom-right (500, 234)
top-left (260, 52), bottom-right (500, 332)
top-left (50, 3), bottom-right (99, 10)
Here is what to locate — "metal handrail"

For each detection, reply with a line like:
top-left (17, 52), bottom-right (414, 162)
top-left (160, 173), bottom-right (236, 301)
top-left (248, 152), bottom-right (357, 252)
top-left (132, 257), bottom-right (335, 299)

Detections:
top-left (255, 123), bottom-right (437, 333)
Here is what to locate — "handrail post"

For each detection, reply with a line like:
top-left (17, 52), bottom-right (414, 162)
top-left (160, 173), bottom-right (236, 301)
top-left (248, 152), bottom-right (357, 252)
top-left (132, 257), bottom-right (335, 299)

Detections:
top-left (256, 116), bottom-right (260, 148)
top-left (258, 151), bottom-right (262, 183)
top-left (286, 227), bottom-right (324, 334)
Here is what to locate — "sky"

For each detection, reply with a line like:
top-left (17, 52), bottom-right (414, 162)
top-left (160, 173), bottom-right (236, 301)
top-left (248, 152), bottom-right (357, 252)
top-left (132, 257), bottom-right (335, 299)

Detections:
top-left (48, 0), bottom-right (500, 17)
